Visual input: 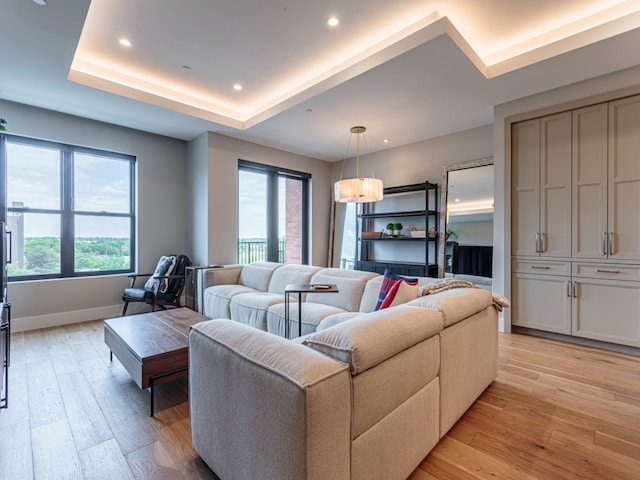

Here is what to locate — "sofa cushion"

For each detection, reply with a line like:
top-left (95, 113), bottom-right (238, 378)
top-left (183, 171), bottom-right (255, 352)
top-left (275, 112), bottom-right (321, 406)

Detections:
top-left (203, 284), bottom-right (259, 319)
top-left (303, 306), bottom-right (443, 375)
top-left (238, 262), bottom-right (283, 291)
top-left (359, 277), bottom-right (383, 313)
top-left (267, 264), bottom-right (324, 294)
top-left (307, 268), bottom-right (378, 312)
top-left (408, 287), bottom-right (493, 328)
top-left (267, 302), bottom-right (348, 338)
top-left (374, 269), bottom-right (418, 310)
top-left (316, 312), bottom-right (361, 331)
top-left (230, 291), bottom-right (287, 330)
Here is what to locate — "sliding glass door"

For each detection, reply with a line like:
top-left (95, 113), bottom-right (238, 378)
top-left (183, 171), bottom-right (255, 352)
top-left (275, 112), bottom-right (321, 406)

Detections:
top-left (238, 160), bottom-right (309, 264)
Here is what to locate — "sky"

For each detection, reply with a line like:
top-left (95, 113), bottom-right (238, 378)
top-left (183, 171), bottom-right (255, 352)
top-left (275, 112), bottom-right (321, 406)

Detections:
top-left (6, 141), bottom-right (131, 237)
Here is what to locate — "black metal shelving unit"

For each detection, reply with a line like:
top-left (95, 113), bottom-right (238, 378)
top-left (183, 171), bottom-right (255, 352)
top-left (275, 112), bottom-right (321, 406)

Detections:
top-left (355, 181), bottom-right (438, 277)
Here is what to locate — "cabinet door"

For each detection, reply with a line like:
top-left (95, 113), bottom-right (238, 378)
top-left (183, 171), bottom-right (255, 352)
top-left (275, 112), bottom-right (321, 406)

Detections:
top-left (608, 95), bottom-right (640, 261)
top-left (512, 119), bottom-right (540, 257)
top-left (511, 272), bottom-right (572, 334)
top-left (572, 103), bottom-right (608, 258)
top-left (573, 278), bottom-right (640, 347)
top-left (540, 112), bottom-right (572, 257)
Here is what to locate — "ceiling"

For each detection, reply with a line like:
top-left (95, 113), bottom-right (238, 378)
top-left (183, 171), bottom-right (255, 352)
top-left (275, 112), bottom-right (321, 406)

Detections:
top-left (2, 0), bottom-right (640, 161)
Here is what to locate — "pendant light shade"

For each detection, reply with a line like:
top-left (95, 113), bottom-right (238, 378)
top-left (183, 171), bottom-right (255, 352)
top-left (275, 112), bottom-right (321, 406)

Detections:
top-left (334, 177), bottom-right (383, 203)
top-left (334, 126), bottom-right (383, 203)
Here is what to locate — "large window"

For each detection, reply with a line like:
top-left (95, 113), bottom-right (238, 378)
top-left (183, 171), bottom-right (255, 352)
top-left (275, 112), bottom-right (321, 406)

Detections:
top-left (0, 135), bottom-right (135, 280)
top-left (238, 160), bottom-right (310, 264)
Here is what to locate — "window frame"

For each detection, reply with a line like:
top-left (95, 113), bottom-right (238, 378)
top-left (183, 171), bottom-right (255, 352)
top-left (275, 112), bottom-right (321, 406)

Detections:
top-left (1, 134), bottom-right (136, 281)
top-left (238, 159), bottom-right (310, 264)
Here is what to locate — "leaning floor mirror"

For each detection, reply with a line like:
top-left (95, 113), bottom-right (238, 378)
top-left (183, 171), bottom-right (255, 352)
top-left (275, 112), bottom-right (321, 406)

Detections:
top-left (438, 158), bottom-right (494, 291)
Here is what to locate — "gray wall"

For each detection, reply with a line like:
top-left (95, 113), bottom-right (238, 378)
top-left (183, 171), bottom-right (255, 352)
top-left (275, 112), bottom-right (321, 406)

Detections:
top-left (187, 132), bottom-right (333, 267)
top-left (0, 100), bottom-right (189, 331)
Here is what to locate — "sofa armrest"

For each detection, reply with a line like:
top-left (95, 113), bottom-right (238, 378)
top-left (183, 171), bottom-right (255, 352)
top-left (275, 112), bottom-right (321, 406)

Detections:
top-left (201, 264), bottom-right (243, 289)
top-left (189, 319), bottom-right (352, 480)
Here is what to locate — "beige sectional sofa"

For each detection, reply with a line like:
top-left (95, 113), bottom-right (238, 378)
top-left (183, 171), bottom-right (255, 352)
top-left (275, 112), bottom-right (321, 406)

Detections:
top-left (190, 262), bottom-right (500, 480)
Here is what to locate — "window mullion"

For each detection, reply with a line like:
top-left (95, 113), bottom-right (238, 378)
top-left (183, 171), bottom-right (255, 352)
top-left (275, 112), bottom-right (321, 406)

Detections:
top-left (61, 151), bottom-right (74, 276)
top-left (267, 172), bottom-right (279, 261)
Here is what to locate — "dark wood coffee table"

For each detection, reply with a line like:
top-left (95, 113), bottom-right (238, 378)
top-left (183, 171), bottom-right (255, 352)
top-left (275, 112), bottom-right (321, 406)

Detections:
top-left (104, 307), bottom-right (209, 416)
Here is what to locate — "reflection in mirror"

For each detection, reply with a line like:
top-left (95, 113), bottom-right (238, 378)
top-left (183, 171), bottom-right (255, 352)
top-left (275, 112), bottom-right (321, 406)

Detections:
top-left (438, 158), bottom-right (493, 290)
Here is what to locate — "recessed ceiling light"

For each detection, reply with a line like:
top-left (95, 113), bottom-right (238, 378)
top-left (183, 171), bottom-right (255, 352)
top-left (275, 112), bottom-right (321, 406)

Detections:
top-left (455, 198), bottom-right (461, 203)
top-left (383, 138), bottom-right (390, 143)
top-left (233, 83), bottom-right (243, 91)
top-left (119, 38), bottom-right (132, 47)
top-left (327, 16), bottom-right (339, 27)
top-left (33, 0), bottom-right (46, 5)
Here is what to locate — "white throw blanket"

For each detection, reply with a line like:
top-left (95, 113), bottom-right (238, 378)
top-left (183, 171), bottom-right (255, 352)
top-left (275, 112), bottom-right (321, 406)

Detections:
top-left (419, 278), bottom-right (510, 312)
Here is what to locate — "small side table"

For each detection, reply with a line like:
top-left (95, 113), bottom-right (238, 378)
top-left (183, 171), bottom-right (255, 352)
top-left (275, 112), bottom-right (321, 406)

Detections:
top-left (184, 265), bottom-right (223, 312)
top-left (284, 283), bottom-right (338, 339)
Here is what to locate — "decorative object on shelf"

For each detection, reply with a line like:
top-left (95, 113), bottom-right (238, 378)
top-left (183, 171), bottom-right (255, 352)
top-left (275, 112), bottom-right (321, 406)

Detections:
top-left (0, 118), bottom-right (7, 132)
top-left (386, 223), bottom-right (395, 236)
top-left (427, 227), bottom-right (437, 238)
top-left (446, 228), bottom-right (458, 240)
top-left (410, 227), bottom-right (427, 238)
top-left (334, 126), bottom-right (383, 203)
top-left (393, 222), bottom-right (403, 236)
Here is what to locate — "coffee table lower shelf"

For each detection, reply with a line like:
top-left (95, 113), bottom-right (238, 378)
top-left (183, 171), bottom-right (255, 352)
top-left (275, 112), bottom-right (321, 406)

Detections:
top-left (104, 308), bottom-right (208, 416)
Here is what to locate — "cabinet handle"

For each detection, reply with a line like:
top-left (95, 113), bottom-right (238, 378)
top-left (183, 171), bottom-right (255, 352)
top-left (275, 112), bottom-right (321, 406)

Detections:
top-left (602, 232), bottom-right (608, 255)
top-left (573, 282), bottom-right (578, 298)
top-left (539, 233), bottom-right (545, 253)
top-left (535, 233), bottom-right (540, 253)
top-left (596, 269), bottom-right (621, 274)
top-left (566, 281), bottom-right (572, 297)
top-left (609, 232), bottom-right (614, 256)
top-left (531, 265), bottom-right (550, 270)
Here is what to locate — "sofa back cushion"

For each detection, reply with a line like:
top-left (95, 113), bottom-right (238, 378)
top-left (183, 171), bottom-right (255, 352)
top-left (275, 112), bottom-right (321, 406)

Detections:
top-left (302, 305), bottom-right (443, 374)
top-left (308, 268), bottom-right (378, 312)
top-left (267, 264), bottom-right (323, 294)
top-left (239, 262), bottom-right (283, 291)
top-left (408, 287), bottom-right (493, 328)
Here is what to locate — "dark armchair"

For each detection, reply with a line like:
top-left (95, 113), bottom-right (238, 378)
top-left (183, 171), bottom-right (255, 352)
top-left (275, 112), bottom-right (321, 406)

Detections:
top-left (121, 254), bottom-right (191, 315)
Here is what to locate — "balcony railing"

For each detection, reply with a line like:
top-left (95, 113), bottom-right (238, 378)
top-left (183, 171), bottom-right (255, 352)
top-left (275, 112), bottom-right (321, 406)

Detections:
top-left (238, 239), bottom-right (285, 264)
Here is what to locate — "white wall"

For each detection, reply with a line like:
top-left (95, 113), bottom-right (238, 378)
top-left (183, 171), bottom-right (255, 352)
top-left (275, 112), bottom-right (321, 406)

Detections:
top-left (0, 100), bottom-right (189, 331)
top-left (493, 65), bottom-right (640, 333)
top-left (187, 132), bottom-right (334, 267)
top-left (330, 125), bottom-right (494, 267)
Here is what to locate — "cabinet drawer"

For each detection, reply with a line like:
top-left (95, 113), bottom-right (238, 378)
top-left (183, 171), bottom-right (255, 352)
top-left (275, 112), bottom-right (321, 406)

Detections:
top-left (512, 259), bottom-right (571, 276)
top-left (572, 262), bottom-right (640, 281)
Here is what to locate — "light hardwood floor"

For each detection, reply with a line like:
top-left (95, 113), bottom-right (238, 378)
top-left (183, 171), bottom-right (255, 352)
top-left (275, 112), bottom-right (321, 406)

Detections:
top-left (1, 320), bottom-right (639, 480)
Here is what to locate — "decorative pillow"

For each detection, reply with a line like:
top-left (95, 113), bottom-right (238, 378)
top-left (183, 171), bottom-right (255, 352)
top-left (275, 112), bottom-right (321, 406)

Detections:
top-left (144, 255), bottom-right (177, 293)
top-left (374, 269), bottom-right (419, 310)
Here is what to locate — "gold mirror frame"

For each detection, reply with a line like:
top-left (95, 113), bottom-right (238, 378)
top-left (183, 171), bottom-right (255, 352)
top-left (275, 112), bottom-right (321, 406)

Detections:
top-left (437, 157), bottom-right (494, 277)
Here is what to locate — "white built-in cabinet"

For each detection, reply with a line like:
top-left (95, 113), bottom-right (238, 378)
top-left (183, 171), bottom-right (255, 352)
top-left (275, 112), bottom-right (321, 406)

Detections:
top-left (511, 94), bottom-right (640, 348)
top-left (512, 112), bottom-right (572, 258)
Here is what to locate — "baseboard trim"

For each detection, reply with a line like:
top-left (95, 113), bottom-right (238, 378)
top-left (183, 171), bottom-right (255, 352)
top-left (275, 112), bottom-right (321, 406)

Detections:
top-left (11, 305), bottom-right (124, 333)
